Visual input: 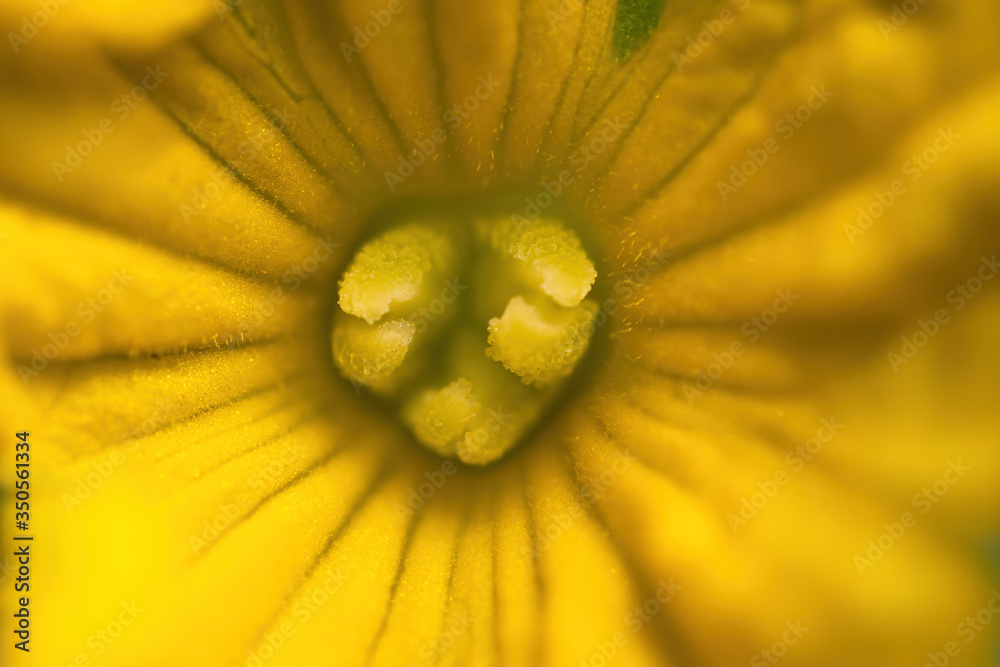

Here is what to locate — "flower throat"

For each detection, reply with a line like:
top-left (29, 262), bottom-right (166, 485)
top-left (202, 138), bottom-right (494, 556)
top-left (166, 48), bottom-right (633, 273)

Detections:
top-left (331, 198), bottom-right (600, 465)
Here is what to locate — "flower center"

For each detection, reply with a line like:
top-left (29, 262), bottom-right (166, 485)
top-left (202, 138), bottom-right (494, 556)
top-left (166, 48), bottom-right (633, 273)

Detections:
top-left (331, 200), bottom-right (600, 465)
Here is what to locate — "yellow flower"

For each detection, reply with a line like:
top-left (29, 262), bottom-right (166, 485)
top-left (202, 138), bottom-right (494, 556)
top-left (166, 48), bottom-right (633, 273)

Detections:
top-left (2, 0), bottom-right (1000, 666)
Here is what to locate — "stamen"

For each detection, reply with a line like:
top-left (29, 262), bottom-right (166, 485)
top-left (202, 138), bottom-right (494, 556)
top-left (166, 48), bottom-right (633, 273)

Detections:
top-left (486, 295), bottom-right (598, 386)
top-left (332, 207), bottom-right (600, 465)
top-left (332, 318), bottom-right (415, 389)
top-left (338, 223), bottom-right (455, 324)
top-left (481, 216), bottom-right (596, 307)
top-left (403, 378), bottom-right (481, 457)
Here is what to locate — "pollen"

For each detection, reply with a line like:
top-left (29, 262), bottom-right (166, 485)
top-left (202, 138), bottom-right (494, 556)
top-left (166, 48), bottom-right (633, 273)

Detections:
top-left (337, 223), bottom-right (456, 325)
top-left (486, 295), bottom-right (598, 387)
top-left (331, 211), bottom-right (599, 465)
